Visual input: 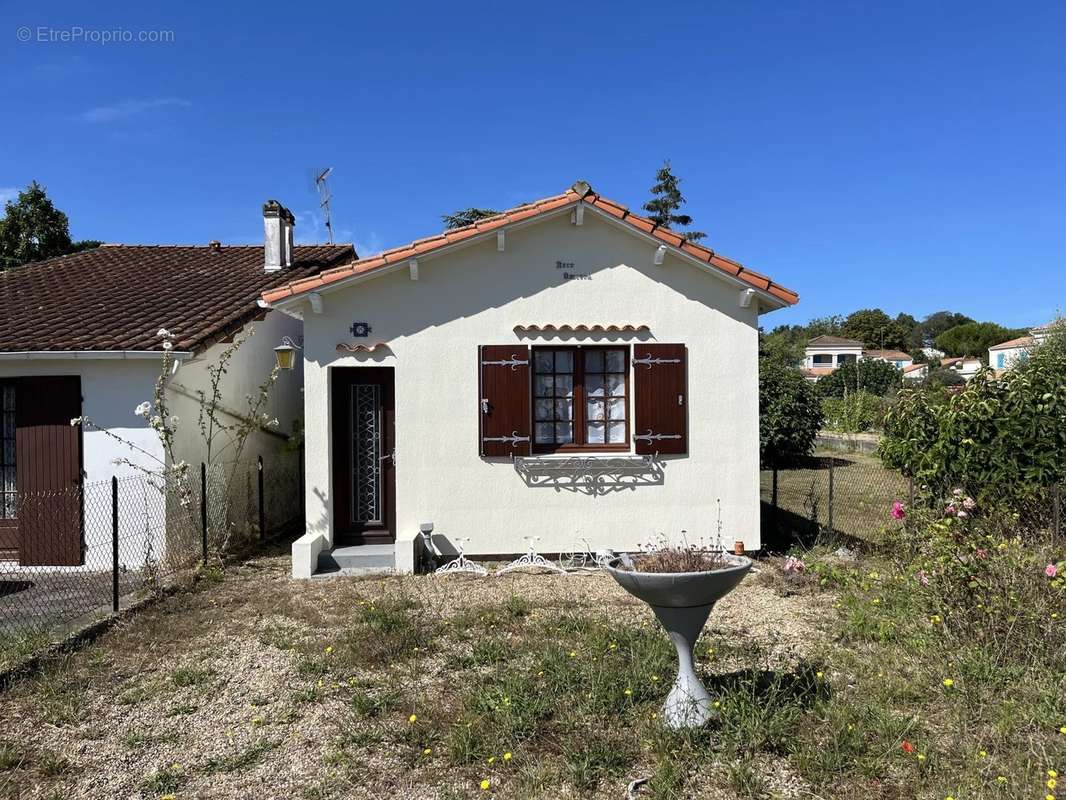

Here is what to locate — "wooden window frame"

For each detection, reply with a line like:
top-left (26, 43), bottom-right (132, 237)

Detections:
top-left (0, 380), bottom-right (15, 520)
top-left (531, 345), bottom-right (630, 454)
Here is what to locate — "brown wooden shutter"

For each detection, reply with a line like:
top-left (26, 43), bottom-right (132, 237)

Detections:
top-left (17, 376), bottom-right (84, 566)
top-left (633, 344), bottom-right (687, 455)
top-left (478, 345), bottom-right (531, 457)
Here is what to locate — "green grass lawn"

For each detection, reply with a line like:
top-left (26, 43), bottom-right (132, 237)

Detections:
top-left (0, 531), bottom-right (1061, 799)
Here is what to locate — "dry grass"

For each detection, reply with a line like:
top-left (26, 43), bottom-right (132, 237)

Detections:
top-left (0, 548), bottom-right (832, 800)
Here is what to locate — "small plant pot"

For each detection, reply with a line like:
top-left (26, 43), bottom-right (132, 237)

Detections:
top-left (605, 554), bottom-right (752, 729)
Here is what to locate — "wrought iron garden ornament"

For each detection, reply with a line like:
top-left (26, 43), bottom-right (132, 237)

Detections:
top-left (558, 536), bottom-right (616, 572)
top-left (497, 536), bottom-right (567, 576)
top-left (434, 537), bottom-right (488, 577)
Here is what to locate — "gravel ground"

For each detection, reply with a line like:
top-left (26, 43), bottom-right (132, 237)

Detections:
top-left (0, 552), bottom-right (835, 800)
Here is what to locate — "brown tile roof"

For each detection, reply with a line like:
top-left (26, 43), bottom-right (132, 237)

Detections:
top-left (865, 349), bottom-right (913, 361)
top-left (988, 335), bottom-right (1034, 351)
top-left (261, 181), bottom-right (799, 307)
top-left (903, 363), bottom-right (928, 374)
top-left (0, 244), bottom-right (353, 353)
top-left (806, 335), bottom-right (863, 348)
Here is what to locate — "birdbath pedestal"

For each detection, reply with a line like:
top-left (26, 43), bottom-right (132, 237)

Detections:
top-left (605, 555), bottom-right (752, 729)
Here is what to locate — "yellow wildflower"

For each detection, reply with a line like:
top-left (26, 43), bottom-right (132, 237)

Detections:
top-left (487, 756), bottom-right (495, 764)
top-left (609, 643), bottom-right (617, 650)
top-left (917, 753), bottom-right (926, 762)
top-left (931, 615), bottom-right (942, 624)
top-left (1060, 726), bottom-right (1066, 735)
top-left (1052, 771), bottom-right (1060, 778)
top-left (569, 650), bottom-right (577, 658)
top-left (423, 748), bottom-right (432, 756)
top-left (942, 678), bottom-right (954, 688)
top-left (978, 750), bottom-right (987, 758)
top-left (324, 645), bottom-right (333, 654)
top-left (1048, 778), bottom-right (1057, 790)
top-left (503, 752), bottom-right (512, 761)
top-left (409, 714), bottom-right (418, 723)
top-left (996, 776), bottom-right (1007, 783)
top-left (624, 688), bottom-right (633, 696)
top-left (480, 779), bottom-right (490, 791)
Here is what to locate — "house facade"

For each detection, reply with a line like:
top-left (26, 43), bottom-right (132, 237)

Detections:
top-left (801, 335), bottom-right (864, 381)
top-left (261, 182), bottom-right (798, 577)
top-left (864, 349), bottom-right (914, 370)
top-left (0, 225), bottom-right (351, 569)
top-left (988, 322), bottom-right (1061, 371)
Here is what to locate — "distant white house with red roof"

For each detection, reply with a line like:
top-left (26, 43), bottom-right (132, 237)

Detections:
top-left (988, 321), bottom-right (1060, 371)
top-left (801, 338), bottom-right (914, 382)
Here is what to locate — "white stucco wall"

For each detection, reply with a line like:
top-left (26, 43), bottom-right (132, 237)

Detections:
top-left (297, 210), bottom-right (770, 572)
top-left (0, 358), bottom-right (165, 570)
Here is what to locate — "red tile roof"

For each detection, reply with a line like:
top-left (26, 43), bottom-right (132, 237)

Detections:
top-left (261, 182), bottom-right (799, 307)
top-left (988, 335), bottom-right (1034, 351)
top-left (0, 244), bottom-right (353, 353)
top-left (865, 349), bottom-right (913, 361)
top-left (806, 335), bottom-right (863, 348)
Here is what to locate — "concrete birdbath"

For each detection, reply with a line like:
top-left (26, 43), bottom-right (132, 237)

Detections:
top-left (605, 551), bottom-right (752, 729)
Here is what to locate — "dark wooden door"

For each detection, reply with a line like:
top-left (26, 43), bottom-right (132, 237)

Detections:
top-left (14, 376), bottom-right (84, 566)
top-left (331, 367), bottom-right (395, 544)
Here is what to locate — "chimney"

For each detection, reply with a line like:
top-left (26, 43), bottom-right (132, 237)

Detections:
top-left (263, 200), bottom-right (295, 271)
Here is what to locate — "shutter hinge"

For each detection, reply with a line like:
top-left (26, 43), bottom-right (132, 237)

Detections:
top-left (480, 398), bottom-right (490, 413)
top-left (481, 355), bottom-right (528, 370)
top-left (633, 356), bottom-right (681, 369)
top-left (634, 430), bottom-right (682, 443)
top-left (482, 431), bottom-right (530, 446)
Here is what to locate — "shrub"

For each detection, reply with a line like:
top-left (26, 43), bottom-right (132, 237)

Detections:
top-left (760, 359), bottom-right (823, 467)
top-left (880, 331), bottom-right (1066, 515)
top-left (816, 360), bottom-right (902, 399)
top-left (821, 391), bottom-right (888, 433)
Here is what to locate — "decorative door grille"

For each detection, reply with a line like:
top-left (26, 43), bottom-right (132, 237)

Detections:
top-left (351, 384), bottom-right (382, 524)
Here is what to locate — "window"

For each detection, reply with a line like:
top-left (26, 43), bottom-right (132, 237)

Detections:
top-left (996, 353), bottom-right (1005, 368)
top-left (532, 347), bottom-right (629, 452)
top-left (1, 382), bottom-right (14, 519)
top-left (812, 354), bottom-right (833, 365)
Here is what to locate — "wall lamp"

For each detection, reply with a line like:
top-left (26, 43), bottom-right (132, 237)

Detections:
top-left (273, 336), bottom-right (302, 371)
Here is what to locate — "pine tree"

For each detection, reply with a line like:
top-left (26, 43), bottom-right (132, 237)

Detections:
top-left (642, 161), bottom-right (706, 241)
top-left (441, 208), bottom-right (501, 229)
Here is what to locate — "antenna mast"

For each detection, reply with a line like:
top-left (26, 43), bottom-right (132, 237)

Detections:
top-left (313, 166), bottom-right (335, 245)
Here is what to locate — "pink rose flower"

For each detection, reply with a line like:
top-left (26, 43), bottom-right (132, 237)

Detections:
top-left (891, 501), bottom-right (906, 520)
top-left (945, 504), bottom-right (957, 517)
top-left (1046, 563), bottom-right (1058, 578)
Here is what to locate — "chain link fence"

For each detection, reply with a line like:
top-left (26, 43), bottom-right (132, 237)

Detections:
top-left (761, 450), bottom-right (1062, 550)
top-left (0, 449), bottom-right (303, 667)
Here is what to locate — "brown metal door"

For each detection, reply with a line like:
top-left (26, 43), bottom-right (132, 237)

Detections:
top-left (331, 367), bottom-right (395, 544)
top-left (15, 376), bottom-right (84, 566)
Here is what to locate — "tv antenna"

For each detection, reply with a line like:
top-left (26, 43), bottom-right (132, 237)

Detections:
top-left (311, 166), bottom-right (335, 244)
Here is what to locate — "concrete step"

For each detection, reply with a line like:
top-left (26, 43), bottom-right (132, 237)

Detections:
top-left (315, 544), bottom-right (395, 575)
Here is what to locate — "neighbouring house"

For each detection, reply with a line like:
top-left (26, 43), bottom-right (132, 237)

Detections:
top-left (902, 363), bottom-right (929, 381)
top-left (987, 321), bottom-right (1061, 371)
top-left (940, 356), bottom-right (983, 381)
top-left (801, 335), bottom-right (864, 381)
top-left (864, 349), bottom-right (914, 370)
top-left (259, 180), bottom-right (799, 577)
top-left (0, 208), bottom-right (352, 569)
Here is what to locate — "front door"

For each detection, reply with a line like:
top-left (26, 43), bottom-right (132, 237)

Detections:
top-left (331, 367), bottom-right (395, 544)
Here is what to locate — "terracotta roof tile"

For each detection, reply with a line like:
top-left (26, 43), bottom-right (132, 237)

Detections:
top-left (0, 244), bottom-right (352, 353)
top-left (261, 183), bottom-right (799, 307)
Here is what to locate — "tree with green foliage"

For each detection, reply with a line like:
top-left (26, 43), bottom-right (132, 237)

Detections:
top-left (918, 310), bottom-right (975, 348)
top-left (934, 321), bottom-right (1026, 358)
top-left (441, 208), bottom-right (502, 230)
top-left (841, 308), bottom-right (909, 351)
top-left (816, 359), bottom-right (902, 399)
top-left (759, 360), bottom-right (824, 467)
top-left (0, 182), bottom-right (100, 269)
top-left (642, 161), bottom-right (705, 241)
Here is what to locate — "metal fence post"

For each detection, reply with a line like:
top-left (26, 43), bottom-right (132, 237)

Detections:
top-left (111, 476), bottom-right (119, 613)
top-left (257, 455), bottom-right (266, 541)
top-left (827, 457), bottom-right (835, 533)
top-left (200, 462), bottom-right (208, 566)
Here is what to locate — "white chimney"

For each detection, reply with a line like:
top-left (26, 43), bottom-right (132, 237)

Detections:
top-left (263, 200), bottom-right (295, 272)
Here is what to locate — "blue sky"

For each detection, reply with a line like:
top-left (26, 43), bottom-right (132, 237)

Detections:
top-left (2, 0), bottom-right (1063, 329)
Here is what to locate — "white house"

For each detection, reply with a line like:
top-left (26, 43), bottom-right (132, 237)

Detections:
top-left (864, 349), bottom-right (913, 370)
top-left (902, 363), bottom-right (929, 381)
top-left (987, 321), bottom-right (1061, 371)
top-left (940, 356), bottom-right (983, 381)
top-left (801, 335), bottom-right (864, 381)
top-left (0, 212), bottom-right (352, 569)
top-left (261, 181), bottom-right (799, 577)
